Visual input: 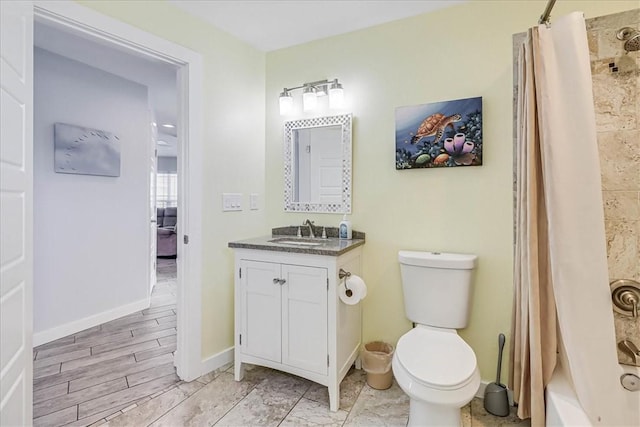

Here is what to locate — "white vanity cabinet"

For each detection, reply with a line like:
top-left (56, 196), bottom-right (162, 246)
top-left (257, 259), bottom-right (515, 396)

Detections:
top-left (239, 260), bottom-right (328, 375)
top-left (232, 246), bottom-right (363, 412)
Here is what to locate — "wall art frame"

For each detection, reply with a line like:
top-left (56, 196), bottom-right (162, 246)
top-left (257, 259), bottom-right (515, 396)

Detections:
top-left (54, 122), bottom-right (121, 177)
top-left (395, 96), bottom-right (483, 170)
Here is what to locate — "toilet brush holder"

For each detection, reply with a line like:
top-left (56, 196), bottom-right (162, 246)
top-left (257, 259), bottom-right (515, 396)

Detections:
top-left (484, 333), bottom-right (510, 416)
top-left (484, 383), bottom-right (509, 417)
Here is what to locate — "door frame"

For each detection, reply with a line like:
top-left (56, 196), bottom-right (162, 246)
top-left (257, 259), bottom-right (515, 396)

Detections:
top-left (33, 1), bottom-right (204, 381)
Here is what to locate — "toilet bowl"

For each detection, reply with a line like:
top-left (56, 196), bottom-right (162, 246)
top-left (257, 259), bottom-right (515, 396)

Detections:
top-left (394, 250), bottom-right (480, 426)
top-left (392, 326), bottom-right (480, 426)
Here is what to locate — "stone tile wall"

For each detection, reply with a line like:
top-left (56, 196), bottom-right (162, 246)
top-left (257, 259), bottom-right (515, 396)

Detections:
top-left (587, 9), bottom-right (640, 366)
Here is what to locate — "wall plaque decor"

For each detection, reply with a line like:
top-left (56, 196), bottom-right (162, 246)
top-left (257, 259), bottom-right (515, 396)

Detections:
top-left (54, 123), bottom-right (120, 177)
top-left (396, 97), bottom-right (482, 170)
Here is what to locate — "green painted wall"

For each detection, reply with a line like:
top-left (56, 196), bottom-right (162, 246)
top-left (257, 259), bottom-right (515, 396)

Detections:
top-left (79, 0), bottom-right (637, 380)
top-left (264, 0), bottom-right (638, 382)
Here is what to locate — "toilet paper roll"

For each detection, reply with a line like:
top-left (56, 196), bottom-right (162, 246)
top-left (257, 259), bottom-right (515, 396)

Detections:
top-left (339, 274), bottom-right (367, 305)
top-left (347, 274), bottom-right (367, 299)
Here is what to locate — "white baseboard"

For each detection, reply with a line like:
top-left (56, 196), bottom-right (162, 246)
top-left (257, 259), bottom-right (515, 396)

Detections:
top-left (476, 380), bottom-right (515, 406)
top-left (33, 298), bottom-right (150, 347)
top-left (201, 346), bottom-right (234, 376)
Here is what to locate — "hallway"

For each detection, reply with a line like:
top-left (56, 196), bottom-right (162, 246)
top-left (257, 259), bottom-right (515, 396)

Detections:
top-left (32, 259), bottom-right (178, 426)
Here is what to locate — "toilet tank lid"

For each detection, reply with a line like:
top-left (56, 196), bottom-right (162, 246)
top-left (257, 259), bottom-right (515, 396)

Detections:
top-left (398, 251), bottom-right (477, 269)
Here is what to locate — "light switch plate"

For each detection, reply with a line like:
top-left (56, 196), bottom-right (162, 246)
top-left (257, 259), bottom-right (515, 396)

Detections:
top-left (223, 193), bottom-right (242, 211)
top-left (250, 193), bottom-right (258, 210)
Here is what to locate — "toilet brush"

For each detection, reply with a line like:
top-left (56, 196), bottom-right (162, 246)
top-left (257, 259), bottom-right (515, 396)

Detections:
top-left (483, 333), bottom-right (510, 417)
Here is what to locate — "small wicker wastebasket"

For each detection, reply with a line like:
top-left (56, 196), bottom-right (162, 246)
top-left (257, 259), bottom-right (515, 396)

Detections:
top-left (361, 341), bottom-right (394, 390)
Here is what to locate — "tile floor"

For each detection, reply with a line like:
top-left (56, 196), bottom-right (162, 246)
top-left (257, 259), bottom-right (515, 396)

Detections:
top-left (34, 258), bottom-right (531, 427)
top-left (102, 363), bottom-right (531, 427)
top-left (32, 258), bottom-right (179, 427)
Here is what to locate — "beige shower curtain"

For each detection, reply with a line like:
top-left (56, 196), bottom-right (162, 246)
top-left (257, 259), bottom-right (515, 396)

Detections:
top-left (511, 24), bottom-right (557, 424)
top-left (511, 12), bottom-right (624, 426)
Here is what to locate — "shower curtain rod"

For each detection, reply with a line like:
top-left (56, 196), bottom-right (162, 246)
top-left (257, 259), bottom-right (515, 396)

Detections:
top-left (539, 0), bottom-right (557, 24)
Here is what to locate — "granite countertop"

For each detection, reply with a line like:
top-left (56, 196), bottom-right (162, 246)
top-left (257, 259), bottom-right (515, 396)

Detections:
top-left (228, 226), bottom-right (365, 256)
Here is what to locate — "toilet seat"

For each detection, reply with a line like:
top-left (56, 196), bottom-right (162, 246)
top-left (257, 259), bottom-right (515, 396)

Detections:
top-left (395, 327), bottom-right (477, 390)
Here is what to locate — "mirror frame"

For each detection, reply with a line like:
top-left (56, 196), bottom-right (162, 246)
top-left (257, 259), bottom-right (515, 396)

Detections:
top-left (284, 113), bottom-right (352, 213)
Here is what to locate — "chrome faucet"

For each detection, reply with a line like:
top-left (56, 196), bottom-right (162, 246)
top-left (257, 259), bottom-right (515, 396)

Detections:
top-left (618, 339), bottom-right (640, 366)
top-left (303, 219), bottom-right (315, 239)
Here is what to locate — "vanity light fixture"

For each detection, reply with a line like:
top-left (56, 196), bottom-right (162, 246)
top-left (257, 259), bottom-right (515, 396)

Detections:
top-left (315, 85), bottom-right (327, 97)
top-left (279, 78), bottom-right (345, 115)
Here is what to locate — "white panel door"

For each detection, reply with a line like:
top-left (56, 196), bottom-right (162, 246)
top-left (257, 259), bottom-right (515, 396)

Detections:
top-left (281, 265), bottom-right (328, 375)
top-left (0, 1), bottom-right (33, 425)
top-left (240, 260), bottom-right (282, 363)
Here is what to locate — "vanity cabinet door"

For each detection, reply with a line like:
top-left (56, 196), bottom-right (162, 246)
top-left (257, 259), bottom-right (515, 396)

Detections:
top-left (281, 264), bottom-right (328, 375)
top-left (240, 260), bottom-right (282, 363)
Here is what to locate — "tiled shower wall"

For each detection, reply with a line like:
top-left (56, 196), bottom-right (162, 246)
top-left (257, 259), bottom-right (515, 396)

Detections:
top-left (513, 9), bottom-right (640, 366)
top-left (587, 9), bottom-right (640, 366)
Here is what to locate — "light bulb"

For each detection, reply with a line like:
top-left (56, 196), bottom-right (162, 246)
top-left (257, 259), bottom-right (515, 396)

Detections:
top-left (302, 86), bottom-right (317, 111)
top-left (279, 90), bottom-right (293, 115)
top-left (329, 81), bottom-right (344, 109)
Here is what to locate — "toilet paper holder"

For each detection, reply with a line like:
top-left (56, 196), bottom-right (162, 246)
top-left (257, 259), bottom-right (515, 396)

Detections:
top-left (339, 268), bottom-right (353, 297)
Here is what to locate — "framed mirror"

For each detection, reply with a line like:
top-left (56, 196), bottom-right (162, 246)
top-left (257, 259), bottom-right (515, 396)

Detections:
top-left (284, 114), bottom-right (352, 213)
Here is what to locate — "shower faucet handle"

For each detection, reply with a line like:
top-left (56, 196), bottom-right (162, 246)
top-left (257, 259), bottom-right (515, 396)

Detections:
top-left (611, 279), bottom-right (640, 318)
top-left (618, 339), bottom-right (640, 366)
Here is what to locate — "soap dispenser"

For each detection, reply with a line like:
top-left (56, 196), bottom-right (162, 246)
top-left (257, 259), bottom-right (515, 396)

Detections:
top-left (338, 214), bottom-right (352, 240)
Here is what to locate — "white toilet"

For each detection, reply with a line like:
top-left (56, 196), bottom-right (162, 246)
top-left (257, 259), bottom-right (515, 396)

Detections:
top-left (392, 251), bottom-right (481, 427)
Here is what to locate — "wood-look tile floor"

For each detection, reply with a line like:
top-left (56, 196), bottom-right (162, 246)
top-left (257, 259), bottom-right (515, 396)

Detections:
top-left (33, 258), bottom-right (178, 427)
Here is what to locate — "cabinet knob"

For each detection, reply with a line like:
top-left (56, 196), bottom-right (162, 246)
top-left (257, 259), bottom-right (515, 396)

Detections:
top-left (273, 278), bottom-right (280, 284)
top-left (279, 279), bottom-right (286, 285)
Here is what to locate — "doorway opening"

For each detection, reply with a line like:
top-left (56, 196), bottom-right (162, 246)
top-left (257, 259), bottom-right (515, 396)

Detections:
top-left (33, 0), bottom-right (203, 389)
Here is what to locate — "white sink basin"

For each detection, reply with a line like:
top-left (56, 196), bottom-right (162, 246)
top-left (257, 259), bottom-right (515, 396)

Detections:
top-left (269, 237), bottom-right (324, 247)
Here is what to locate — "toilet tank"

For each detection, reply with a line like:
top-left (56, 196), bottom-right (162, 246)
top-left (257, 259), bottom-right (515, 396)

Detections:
top-left (398, 251), bottom-right (477, 329)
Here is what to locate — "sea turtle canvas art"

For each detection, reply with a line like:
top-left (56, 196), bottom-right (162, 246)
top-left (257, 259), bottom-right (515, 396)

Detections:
top-left (395, 97), bottom-right (482, 170)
